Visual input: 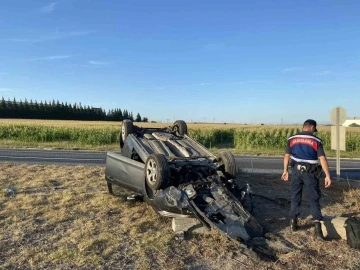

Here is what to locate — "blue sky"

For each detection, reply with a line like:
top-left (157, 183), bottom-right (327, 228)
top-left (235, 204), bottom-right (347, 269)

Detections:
top-left (0, 0), bottom-right (359, 124)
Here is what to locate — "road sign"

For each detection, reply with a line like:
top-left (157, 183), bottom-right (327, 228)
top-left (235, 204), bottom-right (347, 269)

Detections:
top-left (330, 106), bottom-right (347, 125)
top-left (331, 126), bottom-right (346, 151)
top-left (330, 106), bottom-right (347, 181)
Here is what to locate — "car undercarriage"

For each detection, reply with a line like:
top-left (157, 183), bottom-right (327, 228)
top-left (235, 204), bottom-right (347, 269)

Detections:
top-left (104, 120), bottom-right (293, 261)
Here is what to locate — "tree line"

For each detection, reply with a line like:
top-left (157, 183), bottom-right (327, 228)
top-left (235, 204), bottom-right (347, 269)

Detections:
top-left (0, 97), bottom-right (148, 122)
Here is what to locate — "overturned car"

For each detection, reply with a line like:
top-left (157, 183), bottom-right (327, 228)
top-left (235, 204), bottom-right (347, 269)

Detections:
top-left (105, 120), bottom-right (278, 259)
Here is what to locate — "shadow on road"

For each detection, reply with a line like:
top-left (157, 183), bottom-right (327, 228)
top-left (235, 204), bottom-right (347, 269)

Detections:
top-left (330, 169), bottom-right (360, 181)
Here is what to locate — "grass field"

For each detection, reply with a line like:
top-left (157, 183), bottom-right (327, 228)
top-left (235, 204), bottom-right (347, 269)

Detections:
top-left (1, 163), bottom-right (360, 269)
top-left (0, 119), bottom-right (360, 158)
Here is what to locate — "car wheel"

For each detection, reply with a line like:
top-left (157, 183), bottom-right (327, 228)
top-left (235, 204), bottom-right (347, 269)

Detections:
top-left (173, 120), bottom-right (187, 136)
top-left (120, 119), bottom-right (133, 149)
top-left (218, 151), bottom-right (237, 179)
top-left (145, 154), bottom-right (170, 190)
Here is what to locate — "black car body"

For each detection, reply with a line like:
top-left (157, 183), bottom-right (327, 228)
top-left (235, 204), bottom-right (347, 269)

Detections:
top-left (105, 120), bottom-right (274, 256)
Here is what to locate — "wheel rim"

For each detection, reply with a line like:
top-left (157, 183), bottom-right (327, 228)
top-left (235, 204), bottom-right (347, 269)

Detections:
top-left (146, 159), bottom-right (157, 184)
top-left (121, 125), bottom-right (126, 141)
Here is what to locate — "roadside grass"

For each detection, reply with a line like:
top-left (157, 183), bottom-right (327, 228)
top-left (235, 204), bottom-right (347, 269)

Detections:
top-left (1, 163), bottom-right (360, 269)
top-left (0, 163), bottom-right (244, 269)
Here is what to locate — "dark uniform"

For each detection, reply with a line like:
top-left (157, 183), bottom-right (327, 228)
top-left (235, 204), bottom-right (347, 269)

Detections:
top-left (285, 125), bottom-right (325, 222)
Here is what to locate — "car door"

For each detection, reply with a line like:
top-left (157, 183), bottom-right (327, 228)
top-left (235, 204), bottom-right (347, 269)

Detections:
top-left (105, 151), bottom-right (145, 194)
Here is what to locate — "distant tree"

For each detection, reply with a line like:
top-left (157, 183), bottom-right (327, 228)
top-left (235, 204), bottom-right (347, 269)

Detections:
top-left (7, 98), bottom-right (13, 118)
top-left (0, 96), bottom-right (6, 117)
top-left (108, 109), bottom-right (115, 121)
top-left (142, 117), bottom-right (148, 122)
top-left (123, 110), bottom-right (129, 119)
top-left (0, 96), bottom-right (6, 109)
top-left (12, 98), bottom-right (18, 117)
top-left (38, 101), bottom-right (44, 118)
top-left (34, 100), bottom-right (40, 119)
top-left (18, 99), bottom-right (24, 118)
top-left (24, 99), bottom-right (30, 118)
top-left (118, 109), bottom-right (124, 121)
top-left (44, 100), bottom-right (49, 119)
top-left (0, 96), bottom-right (148, 122)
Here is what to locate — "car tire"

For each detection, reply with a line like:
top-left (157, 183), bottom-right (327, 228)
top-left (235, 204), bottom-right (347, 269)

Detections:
top-left (120, 119), bottom-right (133, 149)
top-left (218, 151), bottom-right (237, 179)
top-left (173, 120), bottom-right (187, 136)
top-left (145, 154), bottom-right (170, 190)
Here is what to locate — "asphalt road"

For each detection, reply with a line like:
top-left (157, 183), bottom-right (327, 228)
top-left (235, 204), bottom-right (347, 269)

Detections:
top-left (0, 148), bottom-right (359, 180)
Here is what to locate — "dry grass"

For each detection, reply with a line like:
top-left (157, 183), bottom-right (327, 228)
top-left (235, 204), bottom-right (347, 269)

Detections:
top-left (1, 163), bottom-right (360, 269)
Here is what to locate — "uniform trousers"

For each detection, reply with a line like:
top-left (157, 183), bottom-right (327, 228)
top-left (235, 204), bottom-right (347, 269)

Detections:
top-left (290, 169), bottom-right (323, 221)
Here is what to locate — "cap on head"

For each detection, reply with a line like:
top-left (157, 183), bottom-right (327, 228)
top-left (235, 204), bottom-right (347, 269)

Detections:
top-left (303, 119), bottom-right (318, 132)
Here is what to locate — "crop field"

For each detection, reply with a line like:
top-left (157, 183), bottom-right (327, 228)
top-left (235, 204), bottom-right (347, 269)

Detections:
top-left (0, 119), bottom-right (360, 157)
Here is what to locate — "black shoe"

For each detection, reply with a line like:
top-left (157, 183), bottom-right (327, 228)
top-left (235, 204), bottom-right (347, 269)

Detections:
top-left (290, 217), bottom-right (299, 232)
top-left (314, 221), bottom-right (325, 241)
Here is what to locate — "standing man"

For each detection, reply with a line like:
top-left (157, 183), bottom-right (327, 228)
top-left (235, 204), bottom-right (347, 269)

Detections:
top-left (281, 119), bottom-right (331, 241)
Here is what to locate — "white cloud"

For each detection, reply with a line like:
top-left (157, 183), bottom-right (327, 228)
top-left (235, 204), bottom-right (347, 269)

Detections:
top-left (31, 55), bottom-right (74, 61)
top-left (4, 30), bottom-right (94, 43)
top-left (40, 2), bottom-right (56, 13)
top-left (88, 61), bottom-right (110, 65)
top-left (282, 67), bottom-right (304, 73)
